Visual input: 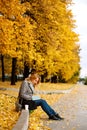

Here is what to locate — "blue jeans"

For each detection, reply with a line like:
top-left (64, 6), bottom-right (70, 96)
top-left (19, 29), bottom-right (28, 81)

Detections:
top-left (34, 99), bottom-right (57, 117)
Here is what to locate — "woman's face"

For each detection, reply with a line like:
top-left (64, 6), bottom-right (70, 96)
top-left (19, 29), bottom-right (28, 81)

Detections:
top-left (32, 78), bottom-right (39, 86)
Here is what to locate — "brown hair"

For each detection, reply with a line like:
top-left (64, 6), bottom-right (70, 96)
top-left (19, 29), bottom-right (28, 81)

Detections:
top-left (28, 73), bottom-right (40, 83)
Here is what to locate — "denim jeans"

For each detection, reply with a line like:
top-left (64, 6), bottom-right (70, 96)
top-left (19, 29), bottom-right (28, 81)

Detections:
top-left (34, 99), bottom-right (57, 117)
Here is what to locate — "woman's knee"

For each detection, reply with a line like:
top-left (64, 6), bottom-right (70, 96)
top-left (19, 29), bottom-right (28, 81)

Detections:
top-left (40, 99), bottom-right (47, 104)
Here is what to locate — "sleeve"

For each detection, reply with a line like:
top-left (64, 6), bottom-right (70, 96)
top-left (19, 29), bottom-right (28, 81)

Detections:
top-left (19, 81), bottom-right (32, 100)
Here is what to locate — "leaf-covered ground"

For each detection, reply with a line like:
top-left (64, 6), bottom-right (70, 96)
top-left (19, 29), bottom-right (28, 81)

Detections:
top-left (0, 81), bottom-right (74, 130)
top-left (0, 94), bottom-right (20, 130)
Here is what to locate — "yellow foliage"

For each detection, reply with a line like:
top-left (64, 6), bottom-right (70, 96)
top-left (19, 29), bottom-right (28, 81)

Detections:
top-left (0, 0), bottom-right (80, 82)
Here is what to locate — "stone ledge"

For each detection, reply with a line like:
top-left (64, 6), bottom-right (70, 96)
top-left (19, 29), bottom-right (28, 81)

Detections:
top-left (12, 110), bottom-right (29, 130)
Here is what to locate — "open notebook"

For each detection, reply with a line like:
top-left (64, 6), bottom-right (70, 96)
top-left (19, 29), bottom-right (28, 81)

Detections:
top-left (32, 95), bottom-right (41, 100)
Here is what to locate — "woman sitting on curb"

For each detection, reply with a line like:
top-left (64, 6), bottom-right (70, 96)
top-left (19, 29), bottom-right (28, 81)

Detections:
top-left (18, 73), bottom-right (64, 120)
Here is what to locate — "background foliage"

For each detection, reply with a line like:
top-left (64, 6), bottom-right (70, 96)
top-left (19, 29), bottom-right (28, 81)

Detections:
top-left (0, 0), bottom-right (80, 83)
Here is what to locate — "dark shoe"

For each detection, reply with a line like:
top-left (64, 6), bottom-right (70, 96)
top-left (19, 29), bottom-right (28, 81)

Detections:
top-left (55, 114), bottom-right (64, 120)
top-left (49, 115), bottom-right (60, 120)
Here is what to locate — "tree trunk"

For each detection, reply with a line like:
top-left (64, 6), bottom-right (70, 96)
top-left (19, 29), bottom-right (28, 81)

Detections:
top-left (1, 54), bottom-right (5, 82)
top-left (23, 62), bottom-right (29, 79)
top-left (51, 75), bottom-right (58, 83)
top-left (11, 58), bottom-right (17, 85)
top-left (41, 75), bottom-right (45, 82)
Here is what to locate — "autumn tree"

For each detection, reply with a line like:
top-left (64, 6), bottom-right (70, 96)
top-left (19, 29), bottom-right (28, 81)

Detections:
top-left (24, 0), bottom-right (80, 82)
top-left (0, 0), bottom-right (37, 84)
top-left (0, 0), bottom-right (80, 83)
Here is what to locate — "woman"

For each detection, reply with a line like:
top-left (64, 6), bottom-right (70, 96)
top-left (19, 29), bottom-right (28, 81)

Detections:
top-left (18, 73), bottom-right (64, 120)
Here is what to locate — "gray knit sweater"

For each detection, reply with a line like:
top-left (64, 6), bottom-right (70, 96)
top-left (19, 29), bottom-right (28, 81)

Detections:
top-left (18, 80), bottom-right (34, 100)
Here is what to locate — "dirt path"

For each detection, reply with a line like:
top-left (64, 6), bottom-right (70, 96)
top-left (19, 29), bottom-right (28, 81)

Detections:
top-left (46, 85), bottom-right (87, 130)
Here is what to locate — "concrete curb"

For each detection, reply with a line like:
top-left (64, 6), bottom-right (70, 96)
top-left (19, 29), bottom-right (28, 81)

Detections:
top-left (12, 110), bottom-right (29, 130)
top-left (36, 86), bottom-right (75, 94)
top-left (0, 85), bottom-right (75, 95)
top-left (0, 87), bottom-right (19, 92)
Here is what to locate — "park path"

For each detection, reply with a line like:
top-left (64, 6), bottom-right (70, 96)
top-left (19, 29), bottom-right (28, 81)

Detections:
top-left (46, 85), bottom-right (87, 130)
